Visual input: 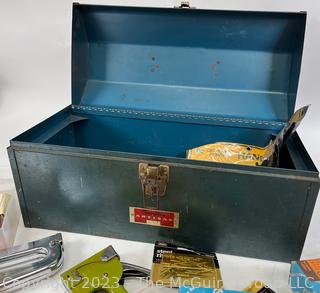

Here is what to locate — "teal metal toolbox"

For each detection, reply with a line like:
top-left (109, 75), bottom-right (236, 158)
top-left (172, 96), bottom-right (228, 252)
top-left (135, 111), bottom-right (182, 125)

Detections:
top-left (8, 3), bottom-right (320, 262)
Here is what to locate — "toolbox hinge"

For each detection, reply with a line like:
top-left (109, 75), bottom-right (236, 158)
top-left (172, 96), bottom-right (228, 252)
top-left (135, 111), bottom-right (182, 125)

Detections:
top-left (139, 163), bottom-right (169, 209)
top-left (72, 105), bottom-right (286, 128)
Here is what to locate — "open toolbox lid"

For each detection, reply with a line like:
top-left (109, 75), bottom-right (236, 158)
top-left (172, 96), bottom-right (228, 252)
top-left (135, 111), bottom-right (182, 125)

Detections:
top-left (71, 4), bottom-right (306, 124)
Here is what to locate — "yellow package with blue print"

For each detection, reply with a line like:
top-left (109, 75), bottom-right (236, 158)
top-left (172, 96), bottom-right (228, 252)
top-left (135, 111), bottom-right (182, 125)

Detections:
top-left (187, 106), bottom-right (309, 167)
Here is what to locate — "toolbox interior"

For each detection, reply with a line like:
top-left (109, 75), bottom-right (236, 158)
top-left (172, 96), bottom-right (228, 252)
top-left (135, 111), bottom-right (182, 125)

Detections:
top-left (13, 109), bottom-right (316, 172)
top-left (12, 5), bottom-right (316, 172)
top-left (45, 113), bottom-right (275, 157)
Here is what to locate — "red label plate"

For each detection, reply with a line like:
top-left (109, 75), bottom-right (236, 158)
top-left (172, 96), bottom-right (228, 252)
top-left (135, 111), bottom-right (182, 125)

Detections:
top-left (129, 207), bottom-right (179, 229)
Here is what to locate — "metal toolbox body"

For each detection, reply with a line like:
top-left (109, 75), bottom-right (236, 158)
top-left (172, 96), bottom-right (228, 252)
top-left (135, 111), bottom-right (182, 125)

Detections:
top-left (8, 4), bottom-right (320, 262)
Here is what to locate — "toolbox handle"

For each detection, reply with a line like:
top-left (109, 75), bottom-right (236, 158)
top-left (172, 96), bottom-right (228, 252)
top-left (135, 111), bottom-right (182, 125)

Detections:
top-left (177, 1), bottom-right (195, 9)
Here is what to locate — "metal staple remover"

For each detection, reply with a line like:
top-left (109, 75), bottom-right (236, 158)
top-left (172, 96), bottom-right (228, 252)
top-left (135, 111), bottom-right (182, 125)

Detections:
top-left (0, 233), bottom-right (64, 292)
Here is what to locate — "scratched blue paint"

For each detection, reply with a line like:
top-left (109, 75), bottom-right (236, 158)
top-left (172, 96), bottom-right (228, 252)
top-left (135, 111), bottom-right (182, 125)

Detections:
top-left (72, 5), bottom-right (306, 122)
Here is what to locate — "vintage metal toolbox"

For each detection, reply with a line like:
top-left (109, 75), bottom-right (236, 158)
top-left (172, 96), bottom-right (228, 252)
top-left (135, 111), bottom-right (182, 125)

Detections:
top-left (8, 3), bottom-right (320, 262)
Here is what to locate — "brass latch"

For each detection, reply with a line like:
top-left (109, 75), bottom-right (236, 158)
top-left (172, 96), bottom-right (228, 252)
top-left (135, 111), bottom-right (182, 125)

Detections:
top-left (139, 163), bottom-right (169, 209)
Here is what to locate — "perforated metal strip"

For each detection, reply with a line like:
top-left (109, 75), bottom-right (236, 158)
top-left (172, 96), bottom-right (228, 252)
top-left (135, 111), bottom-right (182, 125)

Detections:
top-left (71, 105), bottom-right (286, 127)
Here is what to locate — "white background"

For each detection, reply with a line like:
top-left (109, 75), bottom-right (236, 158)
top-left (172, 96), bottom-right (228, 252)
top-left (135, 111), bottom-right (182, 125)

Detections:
top-left (0, 0), bottom-right (319, 292)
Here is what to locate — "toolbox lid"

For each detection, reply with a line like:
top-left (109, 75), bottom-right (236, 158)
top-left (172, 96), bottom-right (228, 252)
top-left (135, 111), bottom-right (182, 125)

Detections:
top-left (72, 4), bottom-right (306, 124)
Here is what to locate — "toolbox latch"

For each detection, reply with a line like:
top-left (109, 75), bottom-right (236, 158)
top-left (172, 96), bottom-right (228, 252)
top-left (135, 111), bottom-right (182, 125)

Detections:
top-left (139, 163), bottom-right (169, 209)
